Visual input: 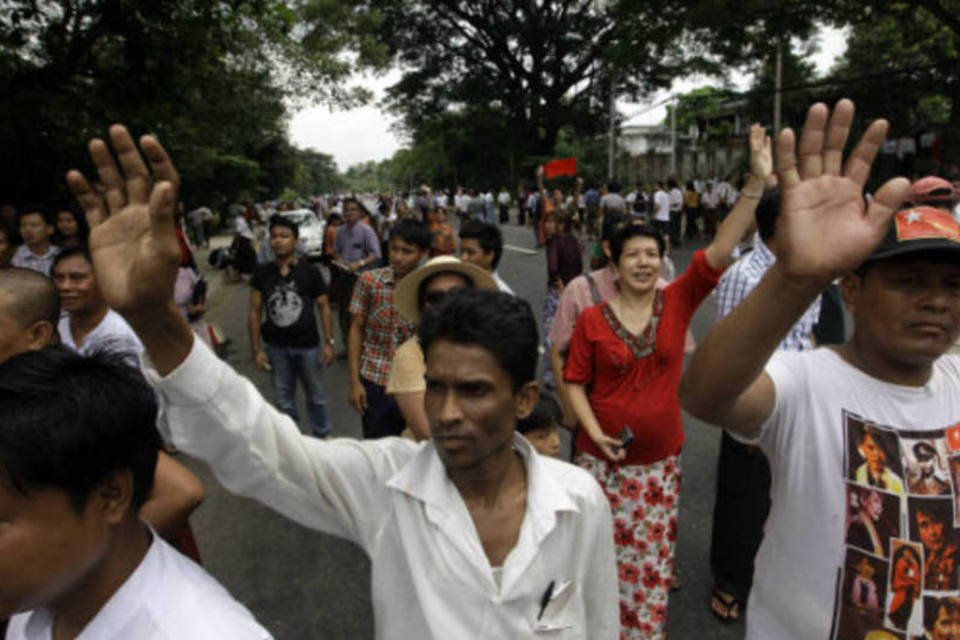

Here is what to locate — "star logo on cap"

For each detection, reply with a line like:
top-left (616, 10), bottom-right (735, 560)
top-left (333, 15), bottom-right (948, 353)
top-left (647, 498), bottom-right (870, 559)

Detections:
top-left (905, 209), bottom-right (924, 223)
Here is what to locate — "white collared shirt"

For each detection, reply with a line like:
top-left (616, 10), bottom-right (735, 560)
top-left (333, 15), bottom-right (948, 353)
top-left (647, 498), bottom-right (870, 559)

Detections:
top-left (6, 531), bottom-right (270, 640)
top-left (144, 338), bottom-right (618, 640)
top-left (493, 270), bottom-right (515, 295)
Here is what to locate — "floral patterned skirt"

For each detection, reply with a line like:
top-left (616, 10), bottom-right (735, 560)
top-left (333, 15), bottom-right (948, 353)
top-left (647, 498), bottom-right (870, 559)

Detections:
top-left (575, 451), bottom-right (681, 639)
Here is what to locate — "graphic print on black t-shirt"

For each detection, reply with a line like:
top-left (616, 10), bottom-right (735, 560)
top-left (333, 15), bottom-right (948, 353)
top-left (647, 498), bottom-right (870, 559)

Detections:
top-left (832, 412), bottom-right (960, 639)
top-left (267, 281), bottom-right (304, 328)
top-left (251, 262), bottom-right (325, 348)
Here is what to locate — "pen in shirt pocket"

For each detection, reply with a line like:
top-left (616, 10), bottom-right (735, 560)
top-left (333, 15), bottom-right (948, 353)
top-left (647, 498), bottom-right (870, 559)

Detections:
top-left (537, 580), bottom-right (556, 621)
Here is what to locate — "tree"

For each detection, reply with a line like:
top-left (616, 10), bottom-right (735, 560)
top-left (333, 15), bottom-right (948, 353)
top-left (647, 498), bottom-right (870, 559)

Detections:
top-left (318, 0), bottom-right (707, 175)
top-left (0, 0), bottom-right (361, 206)
top-left (826, 1), bottom-right (958, 167)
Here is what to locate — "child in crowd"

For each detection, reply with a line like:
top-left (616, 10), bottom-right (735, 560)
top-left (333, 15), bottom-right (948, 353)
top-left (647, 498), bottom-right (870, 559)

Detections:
top-left (11, 207), bottom-right (59, 275)
top-left (516, 393), bottom-right (563, 458)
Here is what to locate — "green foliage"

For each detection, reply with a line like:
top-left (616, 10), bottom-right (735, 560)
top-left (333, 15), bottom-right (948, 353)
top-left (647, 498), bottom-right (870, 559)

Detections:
top-left (664, 86), bottom-right (734, 133)
top-left (0, 0), bottom-right (360, 207)
top-left (827, 2), bottom-right (957, 132)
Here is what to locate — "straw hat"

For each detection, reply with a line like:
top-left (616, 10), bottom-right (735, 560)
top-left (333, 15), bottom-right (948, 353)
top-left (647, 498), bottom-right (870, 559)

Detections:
top-left (394, 256), bottom-right (498, 322)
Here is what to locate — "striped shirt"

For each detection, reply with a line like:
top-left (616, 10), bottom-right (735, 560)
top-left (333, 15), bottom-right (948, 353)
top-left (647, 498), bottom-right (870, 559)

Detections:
top-left (715, 239), bottom-right (820, 351)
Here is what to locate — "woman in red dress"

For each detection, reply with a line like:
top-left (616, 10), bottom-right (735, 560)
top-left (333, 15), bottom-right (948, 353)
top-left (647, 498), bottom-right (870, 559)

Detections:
top-left (563, 125), bottom-right (771, 638)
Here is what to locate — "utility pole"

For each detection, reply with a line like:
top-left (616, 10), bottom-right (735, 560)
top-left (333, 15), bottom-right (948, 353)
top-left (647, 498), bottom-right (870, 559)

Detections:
top-left (669, 96), bottom-right (677, 176)
top-left (773, 39), bottom-right (783, 136)
top-left (607, 73), bottom-right (616, 180)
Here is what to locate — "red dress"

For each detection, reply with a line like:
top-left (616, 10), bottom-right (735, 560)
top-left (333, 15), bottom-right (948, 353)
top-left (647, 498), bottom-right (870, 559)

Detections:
top-left (564, 250), bottom-right (722, 465)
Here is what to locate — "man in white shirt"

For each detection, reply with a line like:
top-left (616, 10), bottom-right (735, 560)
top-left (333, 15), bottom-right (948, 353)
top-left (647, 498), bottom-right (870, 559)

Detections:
top-left (459, 219), bottom-right (515, 294)
top-left (65, 124), bottom-right (619, 639)
top-left (652, 181), bottom-right (671, 241)
top-left (51, 247), bottom-right (143, 366)
top-left (0, 347), bottom-right (270, 640)
top-left (700, 182), bottom-right (720, 239)
top-left (708, 186), bottom-right (822, 622)
top-left (667, 178), bottom-right (684, 246)
top-left (681, 100), bottom-right (960, 639)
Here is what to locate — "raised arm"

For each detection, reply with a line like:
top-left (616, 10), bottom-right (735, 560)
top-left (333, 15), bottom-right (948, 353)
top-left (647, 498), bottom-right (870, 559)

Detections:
top-left (67, 126), bottom-right (193, 375)
top-left (536, 165), bottom-right (547, 202)
top-left (679, 100), bottom-right (911, 436)
top-left (703, 124), bottom-right (770, 269)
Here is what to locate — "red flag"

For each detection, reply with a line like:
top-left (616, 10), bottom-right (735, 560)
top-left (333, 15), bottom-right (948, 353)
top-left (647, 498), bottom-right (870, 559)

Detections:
top-left (543, 157), bottom-right (577, 179)
top-left (894, 207), bottom-right (960, 243)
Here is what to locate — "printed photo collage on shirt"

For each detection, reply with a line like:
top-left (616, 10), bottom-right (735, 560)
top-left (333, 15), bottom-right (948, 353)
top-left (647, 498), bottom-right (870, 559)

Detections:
top-left (832, 412), bottom-right (960, 640)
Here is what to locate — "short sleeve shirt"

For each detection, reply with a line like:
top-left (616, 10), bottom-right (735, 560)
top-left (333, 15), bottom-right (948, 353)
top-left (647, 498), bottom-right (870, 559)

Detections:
top-left (250, 261), bottom-right (327, 348)
top-left (737, 350), bottom-right (960, 640)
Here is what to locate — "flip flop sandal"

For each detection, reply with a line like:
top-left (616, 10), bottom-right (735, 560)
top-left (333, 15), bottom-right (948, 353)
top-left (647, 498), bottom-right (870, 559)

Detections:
top-left (710, 588), bottom-right (742, 623)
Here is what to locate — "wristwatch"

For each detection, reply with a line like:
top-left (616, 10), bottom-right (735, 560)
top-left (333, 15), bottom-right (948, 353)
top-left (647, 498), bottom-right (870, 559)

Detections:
top-left (327, 338), bottom-right (336, 346)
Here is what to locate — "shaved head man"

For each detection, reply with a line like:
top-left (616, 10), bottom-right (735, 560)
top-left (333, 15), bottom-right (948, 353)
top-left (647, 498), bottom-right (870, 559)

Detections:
top-left (0, 268), bottom-right (60, 363)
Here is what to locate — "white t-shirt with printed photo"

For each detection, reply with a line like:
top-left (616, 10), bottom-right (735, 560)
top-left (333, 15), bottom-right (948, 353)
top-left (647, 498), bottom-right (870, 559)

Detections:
top-left (739, 348), bottom-right (960, 640)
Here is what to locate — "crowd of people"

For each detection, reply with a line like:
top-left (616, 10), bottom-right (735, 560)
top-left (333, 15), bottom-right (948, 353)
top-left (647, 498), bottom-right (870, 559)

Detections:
top-left (3, 97), bottom-right (960, 640)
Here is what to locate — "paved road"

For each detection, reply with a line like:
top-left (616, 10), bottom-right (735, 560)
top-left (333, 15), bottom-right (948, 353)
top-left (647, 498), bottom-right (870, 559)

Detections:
top-left (179, 220), bottom-right (747, 639)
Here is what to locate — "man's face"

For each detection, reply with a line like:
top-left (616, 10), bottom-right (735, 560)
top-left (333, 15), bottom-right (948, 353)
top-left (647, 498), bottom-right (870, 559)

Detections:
top-left (18, 213), bottom-right (52, 248)
top-left (269, 225), bottom-right (298, 259)
top-left (459, 238), bottom-right (494, 272)
top-left (344, 202), bottom-right (362, 225)
top-left (53, 254), bottom-right (102, 315)
top-left (864, 491), bottom-right (883, 521)
top-left (0, 478), bottom-right (109, 619)
top-left (424, 339), bottom-right (534, 471)
top-left (844, 258), bottom-right (960, 367)
top-left (932, 605), bottom-right (960, 640)
top-left (918, 510), bottom-right (946, 551)
top-left (389, 237), bottom-right (425, 279)
top-left (860, 434), bottom-right (887, 476)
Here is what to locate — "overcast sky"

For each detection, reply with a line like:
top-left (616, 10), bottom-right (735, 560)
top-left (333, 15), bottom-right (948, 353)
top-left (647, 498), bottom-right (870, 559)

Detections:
top-left (289, 26), bottom-right (848, 171)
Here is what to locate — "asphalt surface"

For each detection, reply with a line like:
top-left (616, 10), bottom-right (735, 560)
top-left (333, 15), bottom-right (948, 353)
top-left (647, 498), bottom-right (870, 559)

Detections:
top-left (178, 218), bottom-right (747, 639)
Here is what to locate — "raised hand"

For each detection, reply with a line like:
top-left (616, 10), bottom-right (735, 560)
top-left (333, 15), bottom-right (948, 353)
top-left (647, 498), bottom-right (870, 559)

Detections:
top-left (748, 123), bottom-right (772, 183)
top-left (67, 125), bottom-right (181, 318)
top-left (774, 100), bottom-right (911, 284)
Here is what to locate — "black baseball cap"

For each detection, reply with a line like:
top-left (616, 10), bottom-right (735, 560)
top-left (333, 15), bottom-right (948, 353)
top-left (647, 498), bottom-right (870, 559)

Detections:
top-left (863, 205), bottom-right (960, 264)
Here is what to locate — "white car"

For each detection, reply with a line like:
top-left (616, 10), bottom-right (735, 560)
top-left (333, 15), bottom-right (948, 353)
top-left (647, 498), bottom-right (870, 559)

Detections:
top-left (280, 209), bottom-right (327, 260)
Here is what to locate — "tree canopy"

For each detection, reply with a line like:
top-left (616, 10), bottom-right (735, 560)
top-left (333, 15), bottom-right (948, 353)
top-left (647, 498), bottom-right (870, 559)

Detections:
top-left (1, 0), bottom-right (361, 208)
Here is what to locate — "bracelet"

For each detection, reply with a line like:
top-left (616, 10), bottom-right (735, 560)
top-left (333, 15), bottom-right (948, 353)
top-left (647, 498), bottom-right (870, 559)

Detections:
top-left (741, 191), bottom-right (763, 200)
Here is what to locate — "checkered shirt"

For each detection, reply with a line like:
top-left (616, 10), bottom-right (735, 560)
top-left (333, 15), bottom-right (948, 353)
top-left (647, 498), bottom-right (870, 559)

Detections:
top-left (715, 239), bottom-right (821, 351)
top-left (349, 267), bottom-right (417, 386)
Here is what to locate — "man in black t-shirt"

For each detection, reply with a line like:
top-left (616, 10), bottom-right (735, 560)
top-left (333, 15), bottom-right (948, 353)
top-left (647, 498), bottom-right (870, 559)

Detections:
top-left (249, 215), bottom-right (335, 438)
